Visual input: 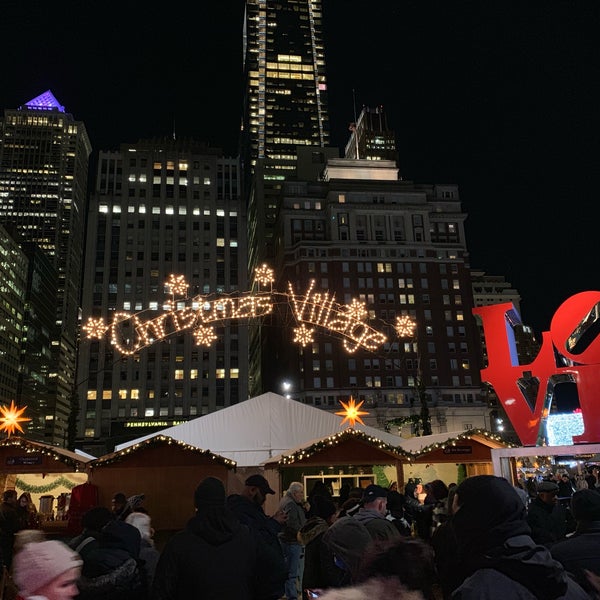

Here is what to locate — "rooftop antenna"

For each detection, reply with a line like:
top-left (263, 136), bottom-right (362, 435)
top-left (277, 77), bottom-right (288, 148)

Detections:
top-left (352, 88), bottom-right (359, 159)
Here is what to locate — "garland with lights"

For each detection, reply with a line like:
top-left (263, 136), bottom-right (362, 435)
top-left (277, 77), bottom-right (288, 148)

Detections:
top-left (15, 475), bottom-right (81, 494)
top-left (275, 428), bottom-right (413, 466)
top-left (90, 434), bottom-right (237, 469)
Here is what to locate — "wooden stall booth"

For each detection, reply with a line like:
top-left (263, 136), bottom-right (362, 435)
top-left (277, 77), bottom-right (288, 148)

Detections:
top-left (87, 435), bottom-right (237, 538)
top-left (262, 428), bottom-right (412, 512)
top-left (0, 436), bottom-right (90, 536)
top-left (400, 428), bottom-right (514, 485)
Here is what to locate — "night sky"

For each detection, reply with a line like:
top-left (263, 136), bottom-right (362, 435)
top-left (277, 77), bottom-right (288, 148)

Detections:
top-left (2, 1), bottom-right (598, 338)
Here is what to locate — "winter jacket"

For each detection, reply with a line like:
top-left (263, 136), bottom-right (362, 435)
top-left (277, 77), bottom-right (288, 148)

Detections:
top-left (279, 492), bottom-right (307, 544)
top-left (451, 536), bottom-right (589, 599)
top-left (226, 493), bottom-right (287, 600)
top-left (317, 576), bottom-right (425, 600)
top-left (353, 508), bottom-right (400, 541)
top-left (151, 509), bottom-right (257, 600)
top-left (298, 516), bottom-right (344, 593)
top-left (526, 497), bottom-right (569, 545)
top-left (550, 519), bottom-right (600, 594)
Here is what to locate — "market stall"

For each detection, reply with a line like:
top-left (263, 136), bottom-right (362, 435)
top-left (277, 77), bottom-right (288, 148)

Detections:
top-left (87, 435), bottom-right (237, 534)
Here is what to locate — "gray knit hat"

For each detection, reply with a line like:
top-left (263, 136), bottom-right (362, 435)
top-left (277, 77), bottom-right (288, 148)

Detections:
top-left (13, 540), bottom-right (82, 596)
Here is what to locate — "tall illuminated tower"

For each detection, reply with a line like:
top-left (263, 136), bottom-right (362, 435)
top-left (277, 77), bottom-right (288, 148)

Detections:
top-left (0, 91), bottom-right (91, 445)
top-left (242, 0), bottom-right (332, 394)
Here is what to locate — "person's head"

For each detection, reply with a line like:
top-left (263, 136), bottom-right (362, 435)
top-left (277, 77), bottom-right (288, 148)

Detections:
top-left (536, 480), bottom-right (560, 505)
top-left (452, 475), bottom-right (530, 561)
top-left (3, 489), bottom-right (17, 505)
top-left (357, 536), bottom-right (437, 599)
top-left (361, 484), bottom-right (388, 516)
top-left (323, 515), bottom-right (373, 582)
top-left (388, 481), bottom-right (398, 492)
top-left (127, 493), bottom-right (145, 513)
top-left (14, 529), bottom-right (46, 554)
top-left (386, 490), bottom-right (405, 516)
top-left (195, 476), bottom-right (226, 512)
top-left (82, 506), bottom-right (113, 532)
top-left (111, 492), bottom-right (127, 513)
top-left (425, 479), bottom-right (449, 501)
top-left (18, 492), bottom-right (32, 509)
top-left (311, 495), bottom-right (337, 524)
top-left (13, 540), bottom-right (82, 600)
top-left (287, 481), bottom-right (304, 503)
top-left (244, 473), bottom-right (275, 506)
top-left (571, 489), bottom-right (600, 523)
top-left (126, 511), bottom-right (154, 541)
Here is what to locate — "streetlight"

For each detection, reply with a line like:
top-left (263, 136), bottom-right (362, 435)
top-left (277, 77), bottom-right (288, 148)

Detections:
top-left (394, 315), bottom-right (432, 436)
top-left (282, 381), bottom-right (292, 399)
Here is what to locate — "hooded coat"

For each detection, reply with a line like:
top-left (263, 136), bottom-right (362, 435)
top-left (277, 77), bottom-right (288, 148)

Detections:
top-left (450, 475), bottom-right (588, 600)
top-left (151, 504), bottom-right (257, 600)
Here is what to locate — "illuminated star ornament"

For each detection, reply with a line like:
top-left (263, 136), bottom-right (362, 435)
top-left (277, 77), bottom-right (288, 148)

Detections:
top-left (293, 324), bottom-right (315, 347)
top-left (255, 264), bottom-right (275, 287)
top-left (82, 317), bottom-right (107, 339)
top-left (395, 315), bottom-right (417, 338)
top-left (166, 274), bottom-right (188, 296)
top-left (335, 397), bottom-right (369, 428)
top-left (0, 401), bottom-right (31, 436)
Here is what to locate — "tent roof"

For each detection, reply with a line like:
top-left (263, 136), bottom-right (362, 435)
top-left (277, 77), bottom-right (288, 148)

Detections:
top-left (115, 392), bottom-right (403, 467)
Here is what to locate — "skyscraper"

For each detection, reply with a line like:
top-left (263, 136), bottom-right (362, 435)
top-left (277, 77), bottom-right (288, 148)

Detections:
top-left (0, 91), bottom-right (91, 445)
top-left (243, 0), bottom-right (330, 264)
top-left (77, 138), bottom-right (247, 453)
top-left (242, 0), bottom-right (332, 394)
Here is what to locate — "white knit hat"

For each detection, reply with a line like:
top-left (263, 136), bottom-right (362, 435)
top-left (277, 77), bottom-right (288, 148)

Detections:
top-left (13, 540), bottom-right (82, 596)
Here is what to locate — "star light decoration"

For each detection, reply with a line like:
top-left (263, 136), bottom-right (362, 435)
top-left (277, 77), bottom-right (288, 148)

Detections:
top-left (166, 274), bottom-right (188, 296)
top-left (395, 315), bottom-right (417, 338)
top-left (293, 323), bottom-right (315, 347)
top-left (345, 298), bottom-right (368, 321)
top-left (255, 264), bottom-right (275, 288)
top-left (335, 397), bottom-right (369, 428)
top-left (0, 401), bottom-right (31, 436)
top-left (82, 317), bottom-right (107, 339)
top-left (193, 325), bottom-right (218, 346)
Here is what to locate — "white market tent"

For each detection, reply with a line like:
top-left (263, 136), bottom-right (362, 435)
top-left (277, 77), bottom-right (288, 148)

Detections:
top-left (114, 392), bottom-right (404, 467)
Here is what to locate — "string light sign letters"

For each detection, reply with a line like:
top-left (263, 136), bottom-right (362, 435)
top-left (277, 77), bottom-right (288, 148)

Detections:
top-left (83, 265), bottom-right (414, 356)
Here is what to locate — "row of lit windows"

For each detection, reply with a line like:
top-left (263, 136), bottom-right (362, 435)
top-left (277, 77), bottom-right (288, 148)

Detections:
top-left (309, 374), bottom-right (474, 389)
top-left (98, 204), bottom-right (237, 216)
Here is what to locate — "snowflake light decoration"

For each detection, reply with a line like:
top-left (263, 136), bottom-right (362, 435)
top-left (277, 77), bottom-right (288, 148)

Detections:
top-left (193, 325), bottom-right (218, 346)
top-left (335, 397), bottom-right (369, 428)
top-left (345, 298), bottom-right (368, 321)
top-left (83, 318), bottom-right (108, 339)
top-left (293, 324), bottom-right (315, 347)
top-left (395, 315), bottom-right (417, 338)
top-left (255, 264), bottom-right (275, 287)
top-left (0, 401), bottom-right (31, 436)
top-left (166, 274), bottom-right (188, 296)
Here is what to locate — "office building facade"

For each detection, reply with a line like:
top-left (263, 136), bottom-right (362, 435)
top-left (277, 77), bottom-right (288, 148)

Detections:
top-left (77, 138), bottom-right (247, 453)
top-left (267, 154), bottom-right (488, 433)
top-left (0, 91), bottom-right (91, 445)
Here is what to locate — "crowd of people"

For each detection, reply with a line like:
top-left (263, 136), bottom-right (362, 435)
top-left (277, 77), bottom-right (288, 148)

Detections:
top-left (1, 468), bottom-right (600, 600)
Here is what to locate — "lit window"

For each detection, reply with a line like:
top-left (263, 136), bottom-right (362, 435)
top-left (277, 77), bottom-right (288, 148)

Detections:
top-left (87, 391), bottom-right (97, 400)
top-left (175, 370), bottom-right (184, 380)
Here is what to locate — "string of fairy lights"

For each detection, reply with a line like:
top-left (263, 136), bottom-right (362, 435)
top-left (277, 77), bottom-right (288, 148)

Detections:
top-left (82, 265), bottom-right (420, 356)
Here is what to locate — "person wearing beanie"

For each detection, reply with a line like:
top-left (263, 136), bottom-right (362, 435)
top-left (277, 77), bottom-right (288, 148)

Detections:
top-left (151, 476), bottom-right (256, 600)
top-left (550, 489), bottom-right (600, 595)
top-left (126, 511), bottom-right (160, 591)
top-left (13, 540), bottom-right (82, 600)
top-left (298, 496), bottom-right (341, 596)
top-left (449, 475), bottom-right (588, 599)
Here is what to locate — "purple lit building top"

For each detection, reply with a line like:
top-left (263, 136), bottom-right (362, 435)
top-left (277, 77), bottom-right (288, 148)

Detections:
top-left (22, 90), bottom-right (65, 112)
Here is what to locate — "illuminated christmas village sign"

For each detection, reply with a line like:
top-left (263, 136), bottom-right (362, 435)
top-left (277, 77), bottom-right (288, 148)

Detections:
top-left (83, 265), bottom-right (417, 356)
top-left (474, 291), bottom-right (600, 447)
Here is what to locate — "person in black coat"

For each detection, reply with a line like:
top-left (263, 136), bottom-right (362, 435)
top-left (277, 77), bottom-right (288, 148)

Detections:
top-left (226, 474), bottom-right (288, 600)
top-left (151, 477), bottom-right (257, 600)
top-left (551, 489), bottom-right (600, 595)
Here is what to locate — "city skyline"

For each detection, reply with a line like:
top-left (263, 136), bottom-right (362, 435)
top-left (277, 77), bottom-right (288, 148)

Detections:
top-left (2, 2), bottom-right (598, 337)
